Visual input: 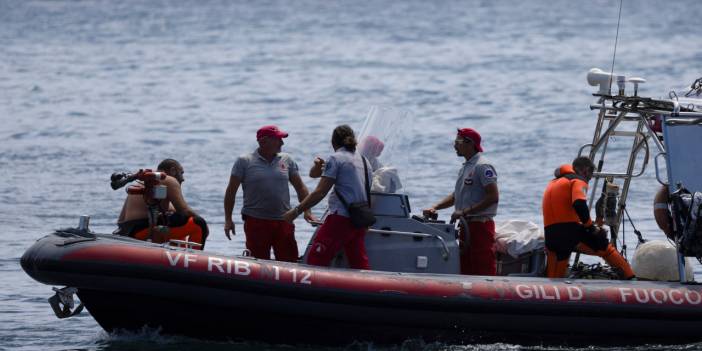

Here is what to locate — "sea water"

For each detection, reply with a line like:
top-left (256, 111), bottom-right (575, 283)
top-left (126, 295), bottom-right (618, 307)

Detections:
top-left (2, 1), bottom-right (701, 350)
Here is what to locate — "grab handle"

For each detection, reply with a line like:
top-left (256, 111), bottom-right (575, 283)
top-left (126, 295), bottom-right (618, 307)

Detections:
top-left (654, 152), bottom-right (668, 185)
top-left (367, 228), bottom-right (450, 260)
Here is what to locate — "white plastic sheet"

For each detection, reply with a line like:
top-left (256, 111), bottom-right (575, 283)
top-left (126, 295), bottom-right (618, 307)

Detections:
top-left (494, 220), bottom-right (544, 258)
top-left (371, 167), bottom-right (402, 193)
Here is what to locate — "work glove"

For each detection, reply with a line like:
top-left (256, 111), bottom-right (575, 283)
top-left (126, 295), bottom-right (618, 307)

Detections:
top-left (585, 225), bottom-right (610, 250)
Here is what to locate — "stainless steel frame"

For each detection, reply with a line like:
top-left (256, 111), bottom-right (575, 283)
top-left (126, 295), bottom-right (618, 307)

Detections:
top-left (582, 93), bottom-right (702, 283)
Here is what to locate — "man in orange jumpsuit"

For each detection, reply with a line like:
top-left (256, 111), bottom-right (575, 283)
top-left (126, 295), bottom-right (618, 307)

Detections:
top-left (542, 156), bottom-right (634, 279)
top-left (116, 159), bottom-right (209, 249)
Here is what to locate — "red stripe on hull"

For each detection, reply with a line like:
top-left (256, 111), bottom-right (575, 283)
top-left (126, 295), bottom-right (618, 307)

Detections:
top-left (63, 244), bottom-right (702, 307)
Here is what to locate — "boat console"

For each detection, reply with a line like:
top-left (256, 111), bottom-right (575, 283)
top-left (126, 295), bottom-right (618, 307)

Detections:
top-left (303, 192), bottom-right (545, 276)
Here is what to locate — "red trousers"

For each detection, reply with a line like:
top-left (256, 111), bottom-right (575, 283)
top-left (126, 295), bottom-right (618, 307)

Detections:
top-left (459, 220), bottom-right (497, 276)
top-left (243, 216), bottom-right (298, 262)
top-left (305, 214), bottom-right (370, 270)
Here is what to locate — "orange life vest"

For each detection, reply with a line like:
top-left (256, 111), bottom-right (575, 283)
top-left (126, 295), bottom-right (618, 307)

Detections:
top-left (133, 216), bottom-right (206, 249)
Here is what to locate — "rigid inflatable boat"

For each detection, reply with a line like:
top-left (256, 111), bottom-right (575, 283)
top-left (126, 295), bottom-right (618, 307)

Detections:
top-left (18, 227), bottom-right (702, 344)
top-left (21, 70), bottom-right (702, 345)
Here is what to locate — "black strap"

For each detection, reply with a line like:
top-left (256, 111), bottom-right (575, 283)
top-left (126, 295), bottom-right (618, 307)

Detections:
top-left (362, 156), bottom-right (371, 207)
top-left (334, 156), bottom-right (372, 209)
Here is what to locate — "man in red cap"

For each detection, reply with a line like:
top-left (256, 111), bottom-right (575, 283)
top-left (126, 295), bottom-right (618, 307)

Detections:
top-left (423, 128), bottom-right (499, 275)
top-left (224, 125), bottom-right (315, 262)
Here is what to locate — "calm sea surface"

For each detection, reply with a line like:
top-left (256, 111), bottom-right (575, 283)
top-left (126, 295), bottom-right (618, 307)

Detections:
top-left (2, 1), bottom-right (702, 350)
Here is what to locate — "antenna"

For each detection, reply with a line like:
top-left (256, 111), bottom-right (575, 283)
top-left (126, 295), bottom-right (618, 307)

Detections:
top-left (608, 0), bottom-right (624, 94)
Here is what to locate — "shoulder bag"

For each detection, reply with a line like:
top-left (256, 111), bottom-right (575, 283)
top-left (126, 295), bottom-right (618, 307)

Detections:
top-left (334, 157), bottom-right (376, 228)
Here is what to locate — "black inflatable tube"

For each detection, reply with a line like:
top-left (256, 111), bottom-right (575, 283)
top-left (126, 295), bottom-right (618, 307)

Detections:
top-left (20, 232), bottom-right (702, 344)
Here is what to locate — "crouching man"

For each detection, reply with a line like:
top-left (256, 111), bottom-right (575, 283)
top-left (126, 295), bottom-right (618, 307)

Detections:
top-left (115, 158), bottom-right (209, 249)
top-left (542, 157), bottom-right (634, 279)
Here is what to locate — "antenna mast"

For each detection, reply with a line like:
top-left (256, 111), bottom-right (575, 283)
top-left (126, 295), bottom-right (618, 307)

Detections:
top-left (608, 0), bottom-right (624, 93)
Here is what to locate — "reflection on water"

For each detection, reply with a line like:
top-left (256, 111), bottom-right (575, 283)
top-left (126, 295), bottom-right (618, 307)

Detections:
top-left (84, 329), bottom-right (702, 351)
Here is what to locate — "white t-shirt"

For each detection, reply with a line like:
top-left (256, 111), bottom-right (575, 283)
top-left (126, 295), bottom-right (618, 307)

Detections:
top-left (322, 148), bottom-right (372, 218)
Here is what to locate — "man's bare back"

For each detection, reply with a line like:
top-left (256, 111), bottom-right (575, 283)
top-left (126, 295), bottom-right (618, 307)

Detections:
top-left (118, 174), bottom-right (194, 223)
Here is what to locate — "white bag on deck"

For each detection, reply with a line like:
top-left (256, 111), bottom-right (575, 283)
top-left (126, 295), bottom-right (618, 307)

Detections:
top-left (632, 240), bottom-right (694, 281)
top-left (494, 220), bottom-right (544, 258)
top-left (371, 167), bottom-right (402, 193)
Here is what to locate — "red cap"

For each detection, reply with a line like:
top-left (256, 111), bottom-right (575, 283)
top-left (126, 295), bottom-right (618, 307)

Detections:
top-left (457, 128), bottom-right (483, 152)
top-left (256, 125), bottom-right (289, 140)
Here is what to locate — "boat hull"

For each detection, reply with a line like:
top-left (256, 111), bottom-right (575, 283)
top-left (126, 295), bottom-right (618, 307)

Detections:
top-left (21, 231), bottom-right (702, 344)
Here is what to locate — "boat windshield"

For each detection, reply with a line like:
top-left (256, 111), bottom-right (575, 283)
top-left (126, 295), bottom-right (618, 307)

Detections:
top-left (356, 106), bottom-right (413, 193)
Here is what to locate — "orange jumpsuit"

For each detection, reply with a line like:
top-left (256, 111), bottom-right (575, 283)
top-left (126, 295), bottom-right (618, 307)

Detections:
top-left (119, 213), bottom-right (209, 250)
top-left (542, 165), bottom-right (634, 279)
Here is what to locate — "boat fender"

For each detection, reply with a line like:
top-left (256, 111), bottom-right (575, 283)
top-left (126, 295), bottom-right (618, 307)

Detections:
top-left (653, 185), bottom-right (674, 239)
top-left (632, 240), bottom-right (694, 281)
top-left (48, 287), bottom-right (84, 319)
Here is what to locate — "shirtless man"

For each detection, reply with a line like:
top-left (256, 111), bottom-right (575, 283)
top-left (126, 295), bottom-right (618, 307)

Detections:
top-left (116, 159), bottom-right (209, 249)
